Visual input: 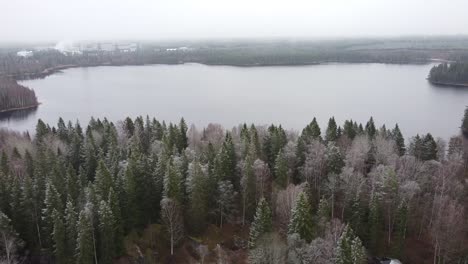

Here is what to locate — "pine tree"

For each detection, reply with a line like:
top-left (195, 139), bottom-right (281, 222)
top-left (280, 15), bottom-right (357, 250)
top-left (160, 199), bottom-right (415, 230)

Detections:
top-left (288, 192), bottom-right (314, 242)
top-left (76, 207), bottom-right (96, 264)
top-left (52, 209), bottom-right (66, 263)
top-left (248, 197), bottom-right (272, 248)
top-left (392, 124), bottom-right (406, 156)
top-left (98, 200), bottom-right (116, 264)
top-left (274, 150), bottom-right (288, 188)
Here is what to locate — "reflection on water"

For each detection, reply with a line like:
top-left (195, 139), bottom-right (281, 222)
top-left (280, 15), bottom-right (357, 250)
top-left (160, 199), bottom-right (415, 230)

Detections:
top-left (0, 107), bottom-right (38, 123)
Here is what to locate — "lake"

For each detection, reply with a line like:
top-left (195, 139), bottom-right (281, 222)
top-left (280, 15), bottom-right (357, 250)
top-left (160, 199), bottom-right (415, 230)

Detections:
top-left (1, 63), bottom-right (468, 139)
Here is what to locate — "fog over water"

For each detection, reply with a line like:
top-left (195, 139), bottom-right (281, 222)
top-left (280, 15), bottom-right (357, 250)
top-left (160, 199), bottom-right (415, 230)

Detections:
top-left (1, 63), bottom-right (467, 139)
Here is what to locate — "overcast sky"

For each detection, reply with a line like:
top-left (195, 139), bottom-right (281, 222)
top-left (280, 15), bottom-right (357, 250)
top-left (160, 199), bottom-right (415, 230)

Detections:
top-left (2, 0), bottom-right (468, 42)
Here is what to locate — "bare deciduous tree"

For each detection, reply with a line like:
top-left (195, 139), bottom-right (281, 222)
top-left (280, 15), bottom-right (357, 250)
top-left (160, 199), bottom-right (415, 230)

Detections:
top-left (160, 198), bottom-right (184, 255)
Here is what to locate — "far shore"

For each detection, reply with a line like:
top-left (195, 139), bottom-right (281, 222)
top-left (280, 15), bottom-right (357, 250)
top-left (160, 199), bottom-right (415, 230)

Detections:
top-left (428, 80), bottom-right (468, 88)
top-left (0, 103), bottom-right (41, 114)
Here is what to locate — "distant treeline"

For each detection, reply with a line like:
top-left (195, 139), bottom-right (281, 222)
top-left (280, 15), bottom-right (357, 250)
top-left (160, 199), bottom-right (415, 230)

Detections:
top-left (428, 63), bottom-right (468, 86)
top-left (0, 78), bottom-right (38, 112)
top-left (3, 39), bottom-right (468, 79)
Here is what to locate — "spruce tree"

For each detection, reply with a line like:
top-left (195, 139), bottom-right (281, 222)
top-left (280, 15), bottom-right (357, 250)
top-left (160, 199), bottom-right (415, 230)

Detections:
top-left (42, 181), bottom-right (63, 248)
top-left (288, 192), bottom-right (314, 243)
top-left (217, 180), bottom-right (237, 228)
top-left (422, 133), bottom-right (437, 161)
top-left (274, 150), bottom-right (288, 188)
top-left (325, 142), bottom-right (345, 174)
top-left (325, 117), bottom-right (338, 142)
top-left (98, 200), bottom-right (116, 264)
top-left (76, 207), bottom-right (96, 264)
top-left (163, 158), bottom-right (183, 203)
top-left (241, 154), bottom-right (257, 224)
top-left (392, 124), bottom-right (406, 156)
top-left (52, 209), bottom-right (66, 263)
top-left (94, 160), bottom-right (113, 199)
top-left (107, 188), bottom-right (124, 255)
top-left (248, 198), bottom-right (272, 248)
top-left (187, 162), bottom-right (209, 233)
top-left (64, 198), bottom-right (78, 264)
top-left (336, 225), bottom-right (367, 264)
top-left (365, 117), bottom-right (377, 139)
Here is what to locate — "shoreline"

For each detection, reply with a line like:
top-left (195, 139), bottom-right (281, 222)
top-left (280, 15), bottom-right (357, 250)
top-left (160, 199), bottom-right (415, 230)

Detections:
top-left (0, 103), bottom-right (41, 114)
top-left (5, 60), bottom-right (434, 81)
top-left (428, 80), bottom-right (468, 87)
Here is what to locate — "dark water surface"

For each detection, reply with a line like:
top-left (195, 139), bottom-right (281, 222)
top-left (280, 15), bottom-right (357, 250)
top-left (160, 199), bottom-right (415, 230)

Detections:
top-left (1, 63), bottom-right (468, 139)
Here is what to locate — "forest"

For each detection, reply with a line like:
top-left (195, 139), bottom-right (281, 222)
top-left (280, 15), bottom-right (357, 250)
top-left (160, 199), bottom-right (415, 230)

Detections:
top-left (0, 78), bottom-right (38, 112)
top-left (3, 37), bottom-right (468, 80)
top-left (0, 109), bottom-right (467, 264)
top-left (428, 63), bottom-right (468, 86)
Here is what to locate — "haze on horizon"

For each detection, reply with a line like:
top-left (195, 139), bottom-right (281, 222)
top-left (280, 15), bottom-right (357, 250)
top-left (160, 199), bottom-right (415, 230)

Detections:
top-left (1, 0), bottom-right (468, 43)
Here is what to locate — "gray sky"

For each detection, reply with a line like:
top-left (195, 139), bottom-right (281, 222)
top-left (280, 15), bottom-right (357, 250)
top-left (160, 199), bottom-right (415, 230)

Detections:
top-left (2, 0), bottom-right (468, 42)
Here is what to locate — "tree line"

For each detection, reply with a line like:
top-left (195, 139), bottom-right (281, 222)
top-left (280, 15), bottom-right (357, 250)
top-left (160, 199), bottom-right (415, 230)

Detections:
top-left (0, 78), bottom-right (38, 112)
top-left (428, 63), bottom-right (468, 85)
top-left (0, 111), bottom-right (467, 263)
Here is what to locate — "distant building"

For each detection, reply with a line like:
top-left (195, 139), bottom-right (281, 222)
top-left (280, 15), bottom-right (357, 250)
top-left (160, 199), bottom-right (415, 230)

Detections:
top-left (118, 43), bottom-right (138, 52)
top-left (16, 50), bottom-right (34, 57)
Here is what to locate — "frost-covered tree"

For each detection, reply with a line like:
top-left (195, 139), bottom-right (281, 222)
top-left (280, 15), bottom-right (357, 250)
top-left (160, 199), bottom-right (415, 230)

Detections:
top-left (0, 211), bottom-right (23, 264)
top-left (249, 198), bottom-right (272, 248)
top-left (274, 149), bottom-right (289, 188)
top-left (98, 200), bottom-right (116, 264)
top-left (325, 142), bottom-right (345, 175)
top-left (64, 198), bottom-right (78, 264)
top-left (216, 180), bottom-right (237, 228)
top-left (288, 192), bottom-right (314, 242)
top-left (335, 225), bottom-right (366, 264)
top-left (76, 206), bottom-right (96, 264)
top-left (160, 198), bottom-right (184, 255)
top-left (52, 209), bottom-right (66, 263)
top-left (248, 233), bottom-right (286, 264)
top-left (163, 158), bottom-right (183, 203)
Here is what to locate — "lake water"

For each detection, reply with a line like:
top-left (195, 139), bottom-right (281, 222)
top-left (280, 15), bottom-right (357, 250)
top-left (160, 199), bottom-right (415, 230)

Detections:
top-left (1, 63), bottom-right (468, 139)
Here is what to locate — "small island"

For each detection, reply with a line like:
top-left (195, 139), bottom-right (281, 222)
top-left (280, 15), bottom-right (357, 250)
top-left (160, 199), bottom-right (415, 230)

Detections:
top-left (428, 62), bottom-right (468, 87)
top-left (0, 78), bottom-right (39, 113)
